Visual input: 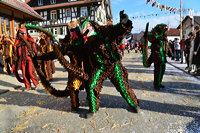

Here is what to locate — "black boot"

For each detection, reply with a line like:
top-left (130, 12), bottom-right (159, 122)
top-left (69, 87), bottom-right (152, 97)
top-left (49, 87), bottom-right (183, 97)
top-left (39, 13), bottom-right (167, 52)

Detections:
top-left (85, 112), bottom-right (95, 119)
top-left (132, 106), bottom-right (140, 113)
top-left (159, 84), bottom-right (165, 88)
top-left (154, 86), bottom-right (160, 91)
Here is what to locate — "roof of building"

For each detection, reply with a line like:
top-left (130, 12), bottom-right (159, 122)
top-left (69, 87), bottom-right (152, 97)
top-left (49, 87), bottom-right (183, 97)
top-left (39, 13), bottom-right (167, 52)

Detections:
top-left (31, 0), bottom-right (102, 10)
top-left (0, 0), bottom-right (44, 20)
top-left (194, 16), bottom-right (200, 25)
top-left (177, 16), bottom-right (200, 29)
top-left (166, 28), bottom-right (180, 36)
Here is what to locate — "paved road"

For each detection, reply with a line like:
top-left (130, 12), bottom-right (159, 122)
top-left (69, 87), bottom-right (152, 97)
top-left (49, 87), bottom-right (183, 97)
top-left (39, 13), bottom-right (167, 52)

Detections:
top-left (0, 52), bottom-right (200, 133)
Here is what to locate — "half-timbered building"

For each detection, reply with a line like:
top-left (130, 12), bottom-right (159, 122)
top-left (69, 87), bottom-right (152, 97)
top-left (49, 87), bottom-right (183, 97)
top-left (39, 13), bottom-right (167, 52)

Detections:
top-left (26, 0), bottom-right (112, 40)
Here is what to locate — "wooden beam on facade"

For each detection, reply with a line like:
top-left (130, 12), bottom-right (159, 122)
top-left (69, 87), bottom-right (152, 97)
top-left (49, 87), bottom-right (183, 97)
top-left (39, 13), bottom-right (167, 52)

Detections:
top-left (0, 17), bottom-right (2, 37)
top-left (10, 19), bottom-right (14, 38)
top-left (4, 19), bottom-right (6, 35)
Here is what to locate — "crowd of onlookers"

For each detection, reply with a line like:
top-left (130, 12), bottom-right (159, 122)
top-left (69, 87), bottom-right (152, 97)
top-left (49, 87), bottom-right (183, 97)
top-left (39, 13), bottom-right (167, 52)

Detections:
top-left (119, 26), bottom-right (200, 76)
top-left (168, 26), bottom-right (200, 75)
top-left (119, 39), bottom-right (143, 56)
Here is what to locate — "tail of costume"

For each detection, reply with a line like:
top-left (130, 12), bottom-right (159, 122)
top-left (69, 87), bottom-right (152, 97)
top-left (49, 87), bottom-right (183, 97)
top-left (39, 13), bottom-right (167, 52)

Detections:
top-left (142, 22), bottom-right (151, 67)
top-left (25, 24), bottom-right (55, 40)
top-left (22, 25), bottom-right (88, 97)
top-left (13, 62), bottom-right (24, 83)
top-left (31, 56), bottom-right (70, 97)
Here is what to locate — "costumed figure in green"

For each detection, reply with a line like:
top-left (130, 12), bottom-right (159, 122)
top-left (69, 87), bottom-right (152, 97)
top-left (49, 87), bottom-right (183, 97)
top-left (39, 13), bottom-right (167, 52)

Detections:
top-left (143, 23), bottom-right (172, 90)
top-left (19, 11), bottom-right (139, 118)
top-left (83, 10), bottom-right (139, 118)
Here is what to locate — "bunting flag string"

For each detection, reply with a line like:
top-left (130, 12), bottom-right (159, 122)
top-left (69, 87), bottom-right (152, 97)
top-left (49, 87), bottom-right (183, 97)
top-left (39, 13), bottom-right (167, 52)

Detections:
top-left (132, 12), bottom-right (170, 19)
top-left (113, 8), bottom-right (196, 21)
top-left (146, 0), bottom-right (192, 13)
top-left (113, 12), bottom-right (173, 20)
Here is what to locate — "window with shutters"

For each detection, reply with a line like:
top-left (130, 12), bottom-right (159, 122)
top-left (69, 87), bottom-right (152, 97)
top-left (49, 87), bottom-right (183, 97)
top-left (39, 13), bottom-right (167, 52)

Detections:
top-left (0, 17), bottom-right (4, 34)
top-left (6, 18), bottom-right (10, 35)
top-left (50, 0), bottom-right (56, 4)
top-left (54, 28), bottom-right (58, 35)
top-left (81, 7), bottom-right (87, 17)
top-left (38, 0), bottom-right (43, 6)
top-left (60, 27), bottom-right (63, 35)
top-left (43, 11), bottom-right (47, 20)
top-left (51, 10), bottom-right (57, 20)
top-left (40, 11), bottom-right (47, 20)
top-left (66, 9), bottom-right (71, 17)
top-left (60, 9), bottom-right (66, 19)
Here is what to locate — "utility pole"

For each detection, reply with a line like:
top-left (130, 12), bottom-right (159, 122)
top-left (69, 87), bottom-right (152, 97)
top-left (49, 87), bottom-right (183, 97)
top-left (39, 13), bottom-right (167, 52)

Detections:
top-left (180, 0), bottom-right (183, 40)
top-left (191, 9), bottom-right (194, 31)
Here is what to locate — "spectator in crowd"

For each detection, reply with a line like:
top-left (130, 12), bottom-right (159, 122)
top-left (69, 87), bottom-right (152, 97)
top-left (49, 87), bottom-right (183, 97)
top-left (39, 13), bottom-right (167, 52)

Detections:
top-left (192, 26), bottom-right (200, 75)
top-left (180, 35), bottom-right (186, 63)
top-left (126, 42), bottom-right (130, 53)
top-left (130, 40), bottom-right (134, 50)
top-left (120, 42), bottom-right (125, 56)
top-left (174, 38), bottom-right (180, 61)
top-left (185, 32), bottom-right (194, 70)
top-left (169, 40), bottom-right (174, 60)
top-left (138, 41), bottom-right (143, 53)
top-left (134, 42), bottom-right (139, 53)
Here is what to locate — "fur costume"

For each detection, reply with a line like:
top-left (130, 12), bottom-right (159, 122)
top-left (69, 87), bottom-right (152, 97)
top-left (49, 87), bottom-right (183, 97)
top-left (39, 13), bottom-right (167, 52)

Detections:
top-left (38, 33), bottom-right (55, 80)
top-left (0, 34), bottom-right (14, 74)
top-left (143, 23), bottom-right (171, 90)
top-left (82, 11), bottom-right (139, 117)
top-left (24, 24), bottom-right (88, 100)
top-left (62, 23), bottom-right (85, 108)
top-left (21, 10), bottom-right (139, 117)
top-left (13, 25), bottom-right (38, 89)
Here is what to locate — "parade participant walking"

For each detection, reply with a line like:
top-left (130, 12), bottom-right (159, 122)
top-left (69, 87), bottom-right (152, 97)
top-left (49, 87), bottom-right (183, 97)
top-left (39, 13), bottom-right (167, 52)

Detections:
top-left (64, 20), bottom-right (85, 110)
top-left (38, 33), bottom-right (55, 81)
top-left (0, 34), bottom-right (14, 74)
top-left (143, 23), bottom-right (171, 90)
top-left (83, 11), bottom-right (139, 118)
top-left (13, 22), bottom-right (38, 90)
top-left (0, 35), bottom-right (4, 73)
top-left (193, 26), bottom-right (200, 75)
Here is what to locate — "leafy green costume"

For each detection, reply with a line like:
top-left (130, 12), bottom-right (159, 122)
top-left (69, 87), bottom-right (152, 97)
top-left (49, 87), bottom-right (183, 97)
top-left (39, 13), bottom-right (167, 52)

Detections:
top-left (143, 23), bottom-right (169, 90)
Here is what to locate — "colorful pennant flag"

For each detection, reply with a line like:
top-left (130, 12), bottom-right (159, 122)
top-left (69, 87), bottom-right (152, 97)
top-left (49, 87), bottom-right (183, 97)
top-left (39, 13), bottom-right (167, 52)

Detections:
top-left (146, 0), bottom-right (191, 13)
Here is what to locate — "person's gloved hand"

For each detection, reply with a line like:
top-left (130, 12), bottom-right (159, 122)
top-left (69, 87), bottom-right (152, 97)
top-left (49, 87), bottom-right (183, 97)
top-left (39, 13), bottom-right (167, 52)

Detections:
top-left (120, 10), bottom-right (129, 24)
top-left (28, 50), bottom-right (36, 58)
